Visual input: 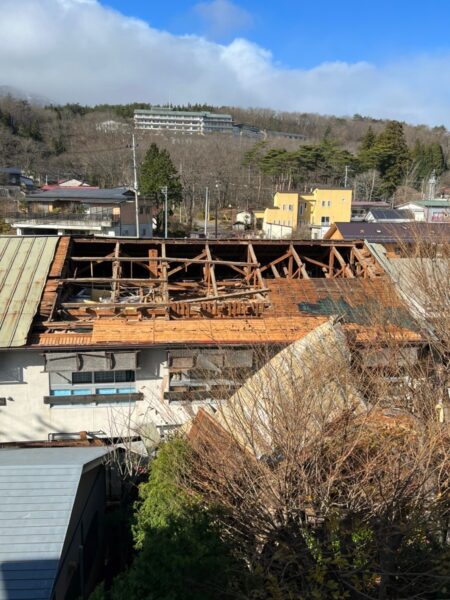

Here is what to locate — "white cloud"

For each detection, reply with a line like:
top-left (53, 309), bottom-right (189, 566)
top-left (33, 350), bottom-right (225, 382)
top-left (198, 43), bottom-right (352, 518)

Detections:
top-left (193, 0), bottom-right (253, 40)
top-left (0, 0), bottom-right (449, 126)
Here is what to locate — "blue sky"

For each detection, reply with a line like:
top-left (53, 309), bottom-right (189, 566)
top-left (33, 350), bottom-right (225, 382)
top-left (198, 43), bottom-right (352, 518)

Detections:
top-left (2, 0), bottom-right (450, 125)
top-left (102, 0), bottom-right (450, 69)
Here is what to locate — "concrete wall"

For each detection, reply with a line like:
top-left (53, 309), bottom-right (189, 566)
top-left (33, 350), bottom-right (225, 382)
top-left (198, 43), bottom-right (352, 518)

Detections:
top-left (0, 349), bottom-right (173, 443)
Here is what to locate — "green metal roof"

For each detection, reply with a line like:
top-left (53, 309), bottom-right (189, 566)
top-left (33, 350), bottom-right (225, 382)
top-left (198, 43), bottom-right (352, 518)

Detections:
top-left (0, 236), bottom-right (58, 347)
top-left (414, 199), bottom-right (450, 207)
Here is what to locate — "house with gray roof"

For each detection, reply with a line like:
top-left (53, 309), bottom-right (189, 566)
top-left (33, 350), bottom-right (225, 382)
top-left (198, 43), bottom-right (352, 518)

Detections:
top-left (3, 187), bottom-right (154, 238)
top-left (0, 447), bottom-right (108, 600)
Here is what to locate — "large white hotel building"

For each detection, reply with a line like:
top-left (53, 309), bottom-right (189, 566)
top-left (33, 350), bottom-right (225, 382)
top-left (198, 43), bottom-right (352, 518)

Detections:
top-left (134, 107), bottom-right (233, 135)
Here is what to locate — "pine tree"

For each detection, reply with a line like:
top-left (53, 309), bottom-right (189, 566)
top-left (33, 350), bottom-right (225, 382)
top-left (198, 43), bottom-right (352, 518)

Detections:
top-left (357, 126), bottom-right (378, 171)
top-left (370, 121), bottom-right (410, 198)
top-left (139, 143), bottom-right (182, 204)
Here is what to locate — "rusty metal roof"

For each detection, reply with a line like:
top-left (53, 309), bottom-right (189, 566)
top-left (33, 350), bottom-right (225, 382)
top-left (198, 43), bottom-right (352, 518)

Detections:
top-left (0, 236), bottom-right (58, 347)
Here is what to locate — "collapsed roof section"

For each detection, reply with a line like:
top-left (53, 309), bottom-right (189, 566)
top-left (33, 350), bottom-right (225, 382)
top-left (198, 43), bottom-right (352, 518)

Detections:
top-left (0, 235), bottom-right (420, 349)
top-left (39, 237), bottom-right (382, 325)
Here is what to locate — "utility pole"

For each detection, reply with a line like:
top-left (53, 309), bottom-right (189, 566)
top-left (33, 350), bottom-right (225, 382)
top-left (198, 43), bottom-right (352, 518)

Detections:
top-left (215, 182), bottom-right (220, 239)
top-left (344, 165), bottom-right (349, 188)
top-left (204, 187), bottom-right (209, 237)
top-left (161, 186), bottom-right (168, 239)
top-left (132, 133), bottom-right (139, 238)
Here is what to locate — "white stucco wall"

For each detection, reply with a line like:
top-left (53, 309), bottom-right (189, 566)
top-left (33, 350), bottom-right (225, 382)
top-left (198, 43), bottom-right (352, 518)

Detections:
top-left (0, 349), bottom-right (175, 443)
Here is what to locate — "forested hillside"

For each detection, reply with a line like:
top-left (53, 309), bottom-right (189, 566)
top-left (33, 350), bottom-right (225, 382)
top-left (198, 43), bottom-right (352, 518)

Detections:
top-left (0, 95), bottom-right (449, 214)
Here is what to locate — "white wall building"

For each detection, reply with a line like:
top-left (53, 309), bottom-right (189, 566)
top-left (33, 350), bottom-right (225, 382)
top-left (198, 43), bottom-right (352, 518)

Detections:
top-left (396, 199), bottom-right (450, 223)
top-left (134, 108), bottom-right (233, 135)
top-left (0, 348), bottom-right (202, 443)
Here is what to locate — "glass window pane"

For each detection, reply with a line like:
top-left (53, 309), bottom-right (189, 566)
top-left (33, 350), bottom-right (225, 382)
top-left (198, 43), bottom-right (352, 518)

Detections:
top-left (96, 388), bottom-right (118, 395)
top-left (115, 370), bottom-right (135, 382)
top-left (72, 372), bottom-right (92, 384)
top-left (72, 388), bottom-right (91, 396)
top-left (94, 371), bottom-right (114, 383)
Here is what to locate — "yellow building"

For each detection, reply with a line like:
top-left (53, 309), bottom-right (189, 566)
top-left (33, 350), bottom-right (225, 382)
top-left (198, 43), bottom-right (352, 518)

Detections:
top-left (257, 188), bottom-right (352, 239)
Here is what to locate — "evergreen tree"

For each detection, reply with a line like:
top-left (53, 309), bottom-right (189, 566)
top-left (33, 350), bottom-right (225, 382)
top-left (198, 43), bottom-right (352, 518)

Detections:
top-left (139, 143), bottom-right (182, 204)
top-left (139, 143), bottom-right (182, 231)
top-left (357, 126), bottom-right (378, 171)
top-left (370, 121), bottom-right (411, 198)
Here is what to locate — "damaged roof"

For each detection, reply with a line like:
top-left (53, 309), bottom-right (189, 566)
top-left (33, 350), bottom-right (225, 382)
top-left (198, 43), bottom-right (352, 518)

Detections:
top-left (0, 236), bottom-right (58, 347)
top-left (0, 236), bottom-right (422, 349)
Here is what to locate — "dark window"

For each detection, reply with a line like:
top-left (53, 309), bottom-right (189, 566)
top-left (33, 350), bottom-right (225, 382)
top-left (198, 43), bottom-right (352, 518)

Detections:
top-left (72, 372), bottom-right (93, 384)
top-left (94, 371), bottom-right (115, 383)
top-left (115, 370), bottom-right (135, 383)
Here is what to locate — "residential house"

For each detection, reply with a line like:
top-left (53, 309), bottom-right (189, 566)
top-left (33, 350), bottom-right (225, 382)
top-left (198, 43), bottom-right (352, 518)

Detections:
top-left (365, 208), bottom-right (414, 223)
top-left (0, 234), bottom-right (426, 445)
top-left (0, 447), bottom-right (108, 600)
top-left (257, 187), bottom-right (352, 239)
top-left (324, 221), bottom-right (450, 255)
top-left (396, 199), bottom-right (450, 223)
top-left (41, 179), bottom-right (98, 191)
top-left (3, 187), bottom-right (153, 237)
top-left (0, 167), bottom-right (34, 190)
top-left (351, 201), bottom-right (390, 221)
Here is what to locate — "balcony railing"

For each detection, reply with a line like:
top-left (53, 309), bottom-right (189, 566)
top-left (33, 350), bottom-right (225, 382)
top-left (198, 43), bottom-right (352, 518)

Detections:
top-left (2, 211), bottom-right (119, 228)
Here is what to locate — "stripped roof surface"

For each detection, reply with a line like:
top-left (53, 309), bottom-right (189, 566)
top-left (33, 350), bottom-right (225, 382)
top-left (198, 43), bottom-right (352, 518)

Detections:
top-left (0, 237), bottom-right (58, 347)
top-left (0, 447), bottom-right (107, 600)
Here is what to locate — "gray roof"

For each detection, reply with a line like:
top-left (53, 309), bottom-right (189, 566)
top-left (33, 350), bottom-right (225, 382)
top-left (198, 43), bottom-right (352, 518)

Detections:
top-left (0, 236), bottom-right (58, 348)
top-left (26, 187), bottom-right (134, 204)
top-left (366, 208), bottom-right (413, 221)
top-left (329, 222), bottom-right (450, 242)
top-left (0, 447), bottom-right (107, 600)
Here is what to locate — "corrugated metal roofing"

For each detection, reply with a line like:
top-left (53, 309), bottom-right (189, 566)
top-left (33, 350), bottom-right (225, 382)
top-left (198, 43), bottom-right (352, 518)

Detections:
top-left (0, 447), bottom-right (107, 600)
top-left (0, 237), bottom-right (58, 348)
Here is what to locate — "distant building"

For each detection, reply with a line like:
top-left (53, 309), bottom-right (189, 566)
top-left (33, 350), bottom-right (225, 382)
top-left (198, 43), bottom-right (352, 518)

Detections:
top-left (134, 108), bottom-right (233, 135)
top-left (0, 167), bottom-right (34, 190)
top-left (365, 208), bottom-right (414, 223)
top-left (351, 201), bottom-right (390, 222)
top-left (233, 123), bottom-right (264, 139)
top-left (256, 187), bottom-right (353, 240)
top-left (3, 187), bottom-right (153, 237)
top-left (41, 179), bottom-right (98, 191)
top-left (396, 199), bottom-right (450, 223)
top-left (323, 221), bottom-right (450, 252)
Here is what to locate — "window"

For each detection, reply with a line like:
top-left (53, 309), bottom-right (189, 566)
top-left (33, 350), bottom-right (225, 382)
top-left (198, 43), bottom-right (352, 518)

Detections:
top-left (288, 205), bottom-right (293, 211)
top-left (0, 366), bottom-right (22, 383)
top-left (321, 216), bottom-right (330, 225)
top-left (321, 200), bottom-right (326, 207)
top-left (72, 372), bottom-right (92, 385)
top-left (50, 370), bottom-right (136, 403)
top-left (327, 200), bottom-right (332, 207)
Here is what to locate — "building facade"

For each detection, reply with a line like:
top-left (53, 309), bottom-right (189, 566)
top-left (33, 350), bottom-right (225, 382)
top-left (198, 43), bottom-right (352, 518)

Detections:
top-left (0, 235), bottom-right (394, 444)
top-left (396, 199), bottom-right (450, 223)
top-left (257, 188), bottom-right (352, 239)
top-left (3, 187), bottom-right (153, 237)
top-left (134, 108), bottom-right (233, 135)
